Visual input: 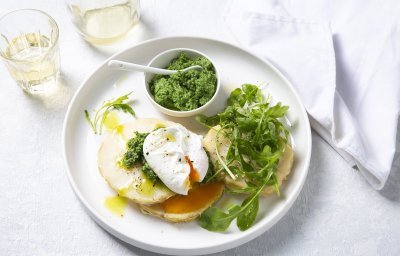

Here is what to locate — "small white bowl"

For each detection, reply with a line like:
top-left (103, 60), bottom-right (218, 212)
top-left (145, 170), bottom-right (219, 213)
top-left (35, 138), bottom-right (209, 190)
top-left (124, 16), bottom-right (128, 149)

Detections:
top-left (144, 48), bottom-right (220, 117)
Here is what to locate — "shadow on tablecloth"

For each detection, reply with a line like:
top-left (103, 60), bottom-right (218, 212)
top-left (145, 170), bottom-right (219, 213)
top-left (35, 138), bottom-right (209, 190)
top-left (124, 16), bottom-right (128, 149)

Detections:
top-left (379, 119), bottom-right (400, 202)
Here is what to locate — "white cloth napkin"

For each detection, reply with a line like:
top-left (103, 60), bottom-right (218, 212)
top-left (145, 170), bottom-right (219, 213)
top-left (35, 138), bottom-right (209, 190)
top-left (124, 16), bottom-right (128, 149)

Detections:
top-left (224, 0), bottom-right (400, 189)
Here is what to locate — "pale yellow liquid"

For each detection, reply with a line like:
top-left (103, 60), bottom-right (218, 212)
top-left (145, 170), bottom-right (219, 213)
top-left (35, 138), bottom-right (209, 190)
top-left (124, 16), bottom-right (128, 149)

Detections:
top-left (74, 2), bottom-right (140, 45)
top-left (104, 195), bottom-right (127, 217)
top-left (4, 33), bottom-right (59, 93)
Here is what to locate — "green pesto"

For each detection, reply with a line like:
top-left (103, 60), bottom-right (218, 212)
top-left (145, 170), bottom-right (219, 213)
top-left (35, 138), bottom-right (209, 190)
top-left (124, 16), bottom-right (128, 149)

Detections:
top-left (120, 132), bottom-right (159, 182)
top-left (149, 52), bottom-right (217, 111)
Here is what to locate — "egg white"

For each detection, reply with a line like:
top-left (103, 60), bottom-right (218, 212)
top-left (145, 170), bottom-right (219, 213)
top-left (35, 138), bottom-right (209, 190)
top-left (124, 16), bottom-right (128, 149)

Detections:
top-left (143, 124), bottom-right (209, 195)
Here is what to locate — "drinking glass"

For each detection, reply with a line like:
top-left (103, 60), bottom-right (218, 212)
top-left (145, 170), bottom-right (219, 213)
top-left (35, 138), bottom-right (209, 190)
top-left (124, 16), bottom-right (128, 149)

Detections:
top-left (65, 0), bottom-right (141, 45)
top-left (0, 9), bottom-right (60, 93)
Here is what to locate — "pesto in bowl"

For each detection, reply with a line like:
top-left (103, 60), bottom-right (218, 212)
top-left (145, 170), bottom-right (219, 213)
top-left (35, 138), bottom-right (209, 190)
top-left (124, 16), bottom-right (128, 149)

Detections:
top-left (149, 52), bottom-right (217, 111)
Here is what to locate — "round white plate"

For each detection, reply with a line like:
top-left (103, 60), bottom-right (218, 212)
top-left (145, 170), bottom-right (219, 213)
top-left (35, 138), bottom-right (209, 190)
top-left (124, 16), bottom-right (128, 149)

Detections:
top-left (62, 37), bottom-right (311, 255)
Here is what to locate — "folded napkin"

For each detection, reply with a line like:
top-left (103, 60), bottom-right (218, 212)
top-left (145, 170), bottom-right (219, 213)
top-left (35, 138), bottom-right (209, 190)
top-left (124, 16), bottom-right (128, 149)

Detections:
top-left (224, 0), bottom-right (400, 189)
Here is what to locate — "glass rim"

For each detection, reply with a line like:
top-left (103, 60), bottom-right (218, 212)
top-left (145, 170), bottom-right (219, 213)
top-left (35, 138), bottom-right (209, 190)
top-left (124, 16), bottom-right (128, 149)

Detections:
top-left (0, 8), bottom-right (59, 62)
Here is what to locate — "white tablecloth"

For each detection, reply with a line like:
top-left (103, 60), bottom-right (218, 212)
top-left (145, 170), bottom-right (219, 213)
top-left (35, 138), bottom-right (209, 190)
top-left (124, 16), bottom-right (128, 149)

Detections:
top-left (1, 0), bottom-right (399, 255)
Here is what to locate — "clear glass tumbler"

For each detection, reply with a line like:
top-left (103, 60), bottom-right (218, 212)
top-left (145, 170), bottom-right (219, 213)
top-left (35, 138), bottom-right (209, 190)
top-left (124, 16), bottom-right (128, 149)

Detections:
top-left (65, 0), bottom-right (141, 45)
top-left (0, 9), bottom-right (60, 94)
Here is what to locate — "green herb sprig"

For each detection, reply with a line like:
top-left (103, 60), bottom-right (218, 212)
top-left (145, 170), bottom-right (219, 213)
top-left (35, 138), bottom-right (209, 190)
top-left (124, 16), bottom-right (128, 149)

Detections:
top-left (197, 84), bottom-right (289, 232)
top-left (84, 92), bottom-right (135, 135)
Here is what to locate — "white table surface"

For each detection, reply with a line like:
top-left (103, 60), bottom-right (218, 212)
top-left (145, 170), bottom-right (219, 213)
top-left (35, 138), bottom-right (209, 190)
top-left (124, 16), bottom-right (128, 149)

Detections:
top-left (1, 1), bottom-right (400, 255)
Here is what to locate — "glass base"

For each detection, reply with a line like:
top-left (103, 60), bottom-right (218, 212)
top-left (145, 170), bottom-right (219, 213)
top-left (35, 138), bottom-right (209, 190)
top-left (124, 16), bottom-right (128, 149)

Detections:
top-left (18, 72), bottom-right (59, 94)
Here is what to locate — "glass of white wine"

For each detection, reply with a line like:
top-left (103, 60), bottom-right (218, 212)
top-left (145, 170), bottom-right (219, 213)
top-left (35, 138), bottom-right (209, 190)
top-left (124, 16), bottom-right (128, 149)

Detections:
top-left (0, 9), bottom-right (60, 94)
top-left (65, 0), bottom-right (141, 45)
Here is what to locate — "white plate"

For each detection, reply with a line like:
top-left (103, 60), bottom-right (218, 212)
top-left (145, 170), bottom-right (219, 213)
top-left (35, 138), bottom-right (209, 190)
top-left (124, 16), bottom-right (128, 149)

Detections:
top-left (62, 37), bottom-right (311, 255)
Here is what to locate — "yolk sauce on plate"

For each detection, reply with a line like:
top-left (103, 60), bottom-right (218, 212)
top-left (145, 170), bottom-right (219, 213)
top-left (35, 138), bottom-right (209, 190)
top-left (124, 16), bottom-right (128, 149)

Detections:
top-left (161, 182), bottom-right (223, 214)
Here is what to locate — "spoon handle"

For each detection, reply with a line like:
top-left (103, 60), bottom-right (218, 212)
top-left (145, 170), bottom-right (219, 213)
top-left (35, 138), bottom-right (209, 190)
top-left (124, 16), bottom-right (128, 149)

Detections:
top-left (108, 60), bottom-right (177, 75)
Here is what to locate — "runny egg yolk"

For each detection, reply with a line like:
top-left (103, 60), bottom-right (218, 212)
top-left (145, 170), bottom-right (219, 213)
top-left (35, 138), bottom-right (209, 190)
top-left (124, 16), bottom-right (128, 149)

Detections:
top-left (185, 156), bottom-right (200, 183)
top-left (161, 182), bottom-right (223, 214)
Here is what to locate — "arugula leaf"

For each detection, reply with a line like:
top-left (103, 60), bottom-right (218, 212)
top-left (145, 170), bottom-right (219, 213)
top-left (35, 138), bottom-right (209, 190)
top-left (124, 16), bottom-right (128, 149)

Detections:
top-left (227, 88), bottom-right (246, 107)
top-left (196, 114), bottom-right (219, 127)
top-left (199, 177), bottom-right (267, 232)
top-left (197, 84), bottom-right (289, 232)
top-left (242, 84), bottom-right (262, 104)
top-left (237, 193), bottom-right (259, 231)
top-left (84, 92), bottom-right (135, 134)
top-left (198, 205), bottom-right (241, 231)
top-left (113, 103), bottom-right (135, 116)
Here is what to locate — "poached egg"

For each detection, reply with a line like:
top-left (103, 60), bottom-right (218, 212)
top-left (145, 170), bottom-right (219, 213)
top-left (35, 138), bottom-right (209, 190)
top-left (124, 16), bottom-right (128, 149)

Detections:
top-left (143, 124), bottom-right (209, 195)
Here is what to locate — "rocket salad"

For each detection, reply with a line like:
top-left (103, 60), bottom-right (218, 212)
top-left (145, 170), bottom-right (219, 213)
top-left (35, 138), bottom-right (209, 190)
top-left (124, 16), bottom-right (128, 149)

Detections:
top-left (197, 84), bottom-right (290, 231)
